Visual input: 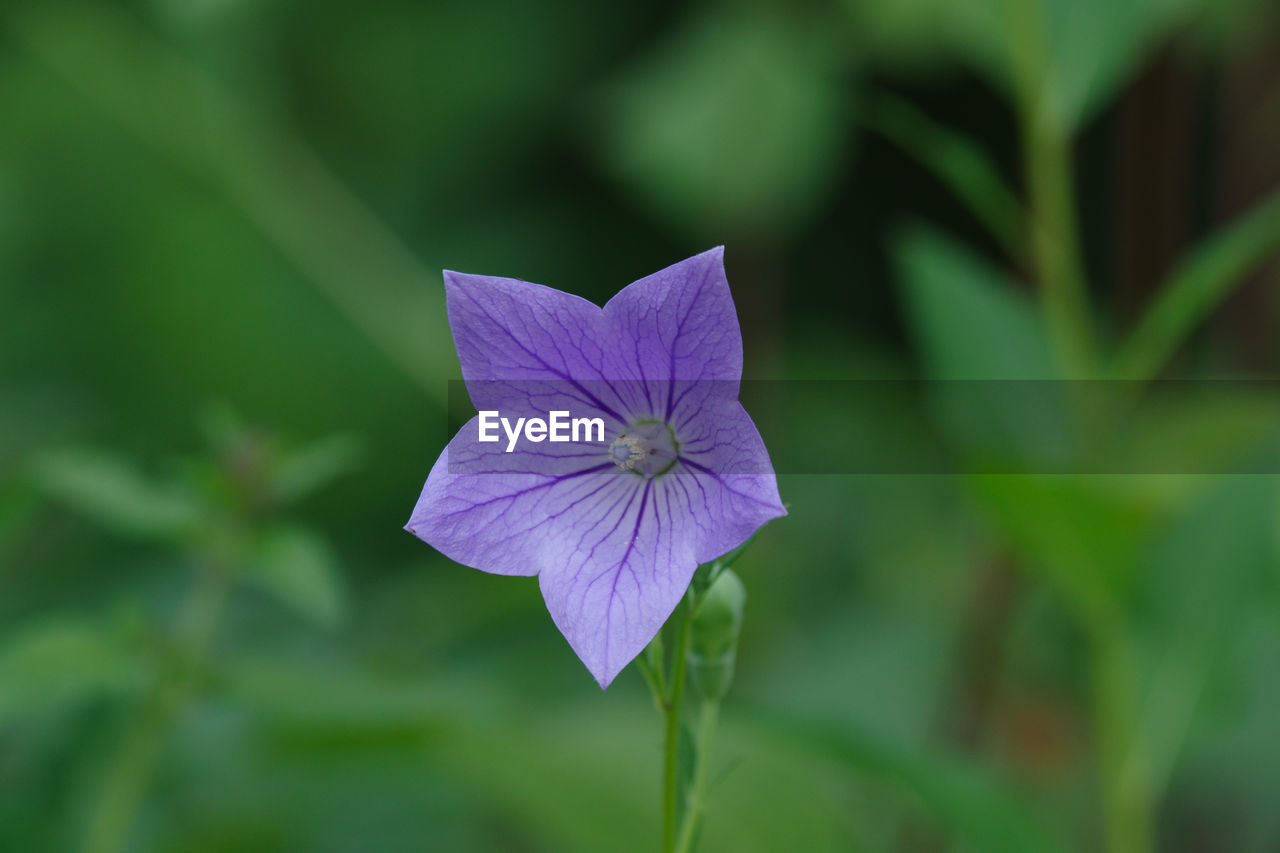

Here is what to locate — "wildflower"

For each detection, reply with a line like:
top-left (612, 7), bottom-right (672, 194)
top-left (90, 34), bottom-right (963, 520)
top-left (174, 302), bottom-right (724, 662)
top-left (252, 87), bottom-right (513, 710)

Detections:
top-left (407, 249), bottom-right (784, 687)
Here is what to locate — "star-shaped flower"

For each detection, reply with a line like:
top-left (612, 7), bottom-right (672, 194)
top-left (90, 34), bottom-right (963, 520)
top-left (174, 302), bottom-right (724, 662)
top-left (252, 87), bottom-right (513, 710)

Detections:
top-left (406, 248), bottom-right (785, 687)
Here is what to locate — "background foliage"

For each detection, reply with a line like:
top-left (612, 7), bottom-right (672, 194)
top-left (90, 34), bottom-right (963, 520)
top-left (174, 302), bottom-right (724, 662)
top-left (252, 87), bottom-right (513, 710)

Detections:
top-left (2, 0), bottom-right (1280, 850)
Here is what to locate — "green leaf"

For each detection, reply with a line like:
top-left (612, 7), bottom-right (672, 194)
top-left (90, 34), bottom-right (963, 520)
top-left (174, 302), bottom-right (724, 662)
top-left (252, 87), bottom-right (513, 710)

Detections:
top-left (269, 434), bottom-right (363, 505)
top-left (1131, 475), bottom-right (1280, 799)
top-left (846, 0), bottom-right (1200, 128)
top-left (432, 702), bottom-right (862, 853)
top-left (967, 475), bottom-right (1155, 617)
top-left (1276, 479), bottom-right (1280, 586)
top-left (1038, 0), bottom-right (1193, 128)
top-left (866, 94), bottom-right (1022, 254)
top-left (220, 658), bottom-right (461, 747)
top-left (841, 0), bottom-right (1003, 72)
top-left (1114, 189), bottom-right (1280, 381)
top-left (0, 619), bottom-right (144, 722)
top-left (12, 1), bottom-right (456, 402)
top-left (0, 479), bottom-right (42, 562)
top-left (197, 401), bottom-right (251, 457)
top-left (244, 526), bottom-right (347, 627)
top-left (896, 226), bottom-right (1055, 380)
top-left (896, 227), bottom-right (1072, 467)
top-left (1113, 384), bottom-right (1280, 478)
top-left (596, 4), bottom-right (849, 235)
top-left (33, 448), bottom-right (203, 541)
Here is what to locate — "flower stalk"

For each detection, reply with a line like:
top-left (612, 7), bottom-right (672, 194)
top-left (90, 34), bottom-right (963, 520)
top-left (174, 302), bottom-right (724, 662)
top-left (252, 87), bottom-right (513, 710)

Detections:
top-left (84, 557), bottom-right (231, 853)
top-left (1003, 0), bottom-right (1097, 380)
top-left (647, 563), bottom-right (749, 853)
top-left (662, 603), bottom-right (693, 853)
top-left (674, 698), bottom-right (720, 853)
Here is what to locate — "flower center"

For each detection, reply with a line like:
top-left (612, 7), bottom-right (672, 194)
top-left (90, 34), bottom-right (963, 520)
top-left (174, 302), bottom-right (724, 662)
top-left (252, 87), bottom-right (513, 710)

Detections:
top-left (607, 420), bottom-right (679, 478)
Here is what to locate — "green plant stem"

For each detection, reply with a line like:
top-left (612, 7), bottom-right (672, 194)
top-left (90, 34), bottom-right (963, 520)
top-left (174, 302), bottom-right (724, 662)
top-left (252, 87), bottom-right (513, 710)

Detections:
top-left (1003, 0), bottom-right (1098, 380)
top-left (1026, 119), bottom-right (1097, 379)
top-left (81, 693), bottom-right (171, 853)
top-left (83, 560), bottom-right (230, 853)
top-left (663, 603), bottom-right (693, 853)
top-left (1003, 3), bottom-right (1151, 850)
top-left (1088, 620), bottom-right (1152, 853)
top-left (674, 699), bottom-right (720, 853)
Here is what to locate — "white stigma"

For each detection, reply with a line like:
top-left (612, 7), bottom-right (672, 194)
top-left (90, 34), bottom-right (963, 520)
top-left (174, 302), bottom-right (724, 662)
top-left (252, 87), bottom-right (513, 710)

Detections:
top-left (608, 434), bottom-right (648, 471)
top-left (607, 422), bottom-right (680, 478)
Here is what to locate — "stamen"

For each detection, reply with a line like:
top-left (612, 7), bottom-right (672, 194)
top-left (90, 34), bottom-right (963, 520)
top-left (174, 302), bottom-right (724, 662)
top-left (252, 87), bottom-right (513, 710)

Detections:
top-left (607, 422), bottom-right (679, 478)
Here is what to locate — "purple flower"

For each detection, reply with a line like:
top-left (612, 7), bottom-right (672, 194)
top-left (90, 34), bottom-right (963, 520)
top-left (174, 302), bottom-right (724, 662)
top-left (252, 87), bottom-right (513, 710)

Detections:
top-left (406, 248), bottom-right (785, 688)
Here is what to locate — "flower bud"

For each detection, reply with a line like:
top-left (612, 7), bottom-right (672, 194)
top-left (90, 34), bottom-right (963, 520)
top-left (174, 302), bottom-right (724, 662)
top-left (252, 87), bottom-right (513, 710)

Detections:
top-left (688, 569), bottom-right (746, 701)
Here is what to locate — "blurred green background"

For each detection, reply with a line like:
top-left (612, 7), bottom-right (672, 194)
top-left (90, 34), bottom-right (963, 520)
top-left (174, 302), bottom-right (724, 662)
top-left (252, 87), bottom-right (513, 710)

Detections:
top-left (3, 0), bottom-right (1280, 851)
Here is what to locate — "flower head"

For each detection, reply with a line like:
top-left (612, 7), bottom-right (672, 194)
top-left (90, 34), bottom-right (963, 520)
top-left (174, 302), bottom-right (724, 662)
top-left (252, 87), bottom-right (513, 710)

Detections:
top-left (406, 248), bottom-right (785, 687)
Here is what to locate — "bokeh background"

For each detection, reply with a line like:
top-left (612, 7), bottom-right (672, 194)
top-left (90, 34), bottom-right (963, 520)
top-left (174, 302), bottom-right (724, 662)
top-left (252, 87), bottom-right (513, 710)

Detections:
top-left (3, 0), bottom-right (1280, 851)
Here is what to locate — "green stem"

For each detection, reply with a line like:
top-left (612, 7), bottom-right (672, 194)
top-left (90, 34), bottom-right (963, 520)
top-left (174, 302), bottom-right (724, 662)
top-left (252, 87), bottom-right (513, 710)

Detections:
top-left (674, 700), bottom-right (720, 853)
top-left (1004, 0), bottom-right (1098, 379)
top-left (1088, 620), bottom-right (1152, 853)
top-left (663, 602), bottom-right (693, 853)
top-left (82, 560), bottom-right (230, 853)
top-left (81, 694), bottom-right (172, 853)
top-left (1003, 2), bottom-right (1150, 849)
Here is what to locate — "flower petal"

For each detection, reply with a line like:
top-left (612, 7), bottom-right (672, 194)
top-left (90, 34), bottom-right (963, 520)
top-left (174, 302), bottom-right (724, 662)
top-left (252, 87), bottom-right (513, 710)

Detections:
top-left (444, 271), bottom-right (631, 421)
top-left (603, 247), bottom-right (742, 421)
top-left (406, 415), bottom-right (619, 577)
top-left (672, 401), bottom-right (787, 562)
top-left (538, 478), bottom-right (699, 688)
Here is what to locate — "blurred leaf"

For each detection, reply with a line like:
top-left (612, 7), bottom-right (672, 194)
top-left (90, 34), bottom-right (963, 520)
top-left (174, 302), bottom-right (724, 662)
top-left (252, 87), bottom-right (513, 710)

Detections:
top-left (1171, 615), bottom-right (1280, 850)
top-left (222, 658), bottom-right (463, 741)
top-left (867, 94), bottom-right (1022, 254)
top-left (896, 226), bottom-right (1054, 380)
top-left (11, 1), bottom-right (455, 401)
top-left (1112, 385), bottom-right (1280, 477)
top-left (0, 478), bottom-right (42, 562)
top-left (1114, 188), bottom-right (1280, 381)
top-left (0, 618), bottom-right (144, 722)
top-left (896, 227), bottom-right (1073, 468)
top-left (741, 706), bottom-right (1065, 853)
top-left (597, 4), bottom-right (849, 235)
top-left (34, 448), bottom-right (203, 541)
top-left (846, 0), bottom-right (1200, 128)
top-left (244, 526), bottom-right (346, 627)
top-left (1035, 0), bottom-right (1195, 128)
top-left (434, 702), bottom-right (863, 853)
top-left (968, 475), bottom-right (1154, 616)
top-left (269, 434), bottom-right (363, 505)
top-left (195, 404), bottom-right (363, 507)
top-left (197, 401), bottom-right (250, 457)
top-left (1131, 475), bottom-right (1279, 800)
top-left (746, 605), bottom-right (950, 747)
top-left (434, 707), bottom-right (661, 853)
top-left (841, 0), bottom-right (1003, 72)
